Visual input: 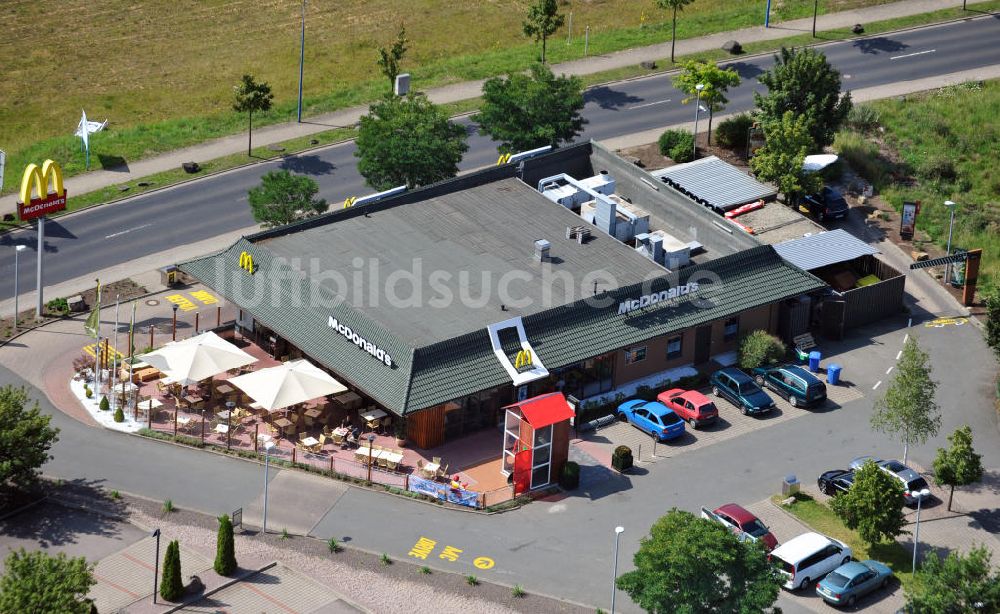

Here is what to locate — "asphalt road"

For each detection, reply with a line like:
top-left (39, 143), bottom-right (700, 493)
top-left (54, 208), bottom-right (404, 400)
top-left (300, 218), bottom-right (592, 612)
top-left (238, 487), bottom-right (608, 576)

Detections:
top-left (1, 16), bottom-right (999, 300)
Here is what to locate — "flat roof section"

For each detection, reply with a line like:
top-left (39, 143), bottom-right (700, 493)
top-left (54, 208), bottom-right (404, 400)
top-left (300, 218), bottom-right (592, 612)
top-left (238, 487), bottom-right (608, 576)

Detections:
top-left (773, 229), bottom-right (880, 271)
top-left (259, 177), bottom-right (668, 347)
top-left (650, 156), bottom-right (778, 212)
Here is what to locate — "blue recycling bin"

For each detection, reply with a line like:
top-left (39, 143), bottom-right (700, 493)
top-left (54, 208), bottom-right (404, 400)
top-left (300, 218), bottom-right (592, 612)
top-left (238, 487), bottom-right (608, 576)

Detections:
top-left (827, 363), bottom-right (842, 385)
top-left (808, 351), bottom-right (822, 373)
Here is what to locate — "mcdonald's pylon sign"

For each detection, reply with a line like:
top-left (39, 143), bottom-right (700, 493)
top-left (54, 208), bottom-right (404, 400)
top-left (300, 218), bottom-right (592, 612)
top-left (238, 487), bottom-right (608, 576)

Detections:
top-left (17, 159), bottom-right (66, 221)
top-left (238, 250), bottom-right (256, 275)
top-left (514, 349), bottom-right (533, 370)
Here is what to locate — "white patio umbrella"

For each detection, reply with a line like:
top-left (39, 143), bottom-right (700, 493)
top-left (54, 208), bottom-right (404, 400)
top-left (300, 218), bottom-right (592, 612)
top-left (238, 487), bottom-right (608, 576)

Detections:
top-left (140, 331), bottom-right (257, 386)
top-left (228, 359), bottom-right (347, 411)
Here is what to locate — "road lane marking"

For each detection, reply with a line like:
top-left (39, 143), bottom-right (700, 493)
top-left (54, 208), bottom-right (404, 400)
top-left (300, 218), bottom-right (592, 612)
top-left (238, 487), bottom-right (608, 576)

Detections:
top-left (925, 316), bottom-right (967, 328)
top-left (627, 98), bottom-right (671, 110)
top-left (873, 380), bottom-right (882, 390)
top-left (903, 333), bottom-right (909, 343)
top-left (890, 49), bottom-right (936, 61)
top-left (105, 223), bottom-right (151, 239)
top-left (896, 350), bottom-right (902, 360)
top-left (886, 367), bottom-right (894, 375)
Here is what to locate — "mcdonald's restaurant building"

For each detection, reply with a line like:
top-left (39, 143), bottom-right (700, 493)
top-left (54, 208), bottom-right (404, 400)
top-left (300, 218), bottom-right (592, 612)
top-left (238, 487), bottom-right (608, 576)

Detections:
top-left (181, 142), bottom-right (826, 449)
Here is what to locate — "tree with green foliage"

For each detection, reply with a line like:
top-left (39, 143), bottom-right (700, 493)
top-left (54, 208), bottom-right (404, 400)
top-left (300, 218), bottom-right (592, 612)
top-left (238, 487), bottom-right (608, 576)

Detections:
top-left (355, 93), bottom-right (468, 190)
top-left (673, 60), bottom-right (740, 145)
top-left (0, 549), bottom-right (95, 614)
top-left (905, 546), bottom-right (1000, 613)
top-left (377, 25), bottom-right (408, 93)
top-left (831, 459), bottom-right (907, 547)
top-left (214, 514), bottom-right (238, 576)
top-left (933, 425), bottom-right (983, 511)
top-left (474, 63), bottom-right (585, 154)
top-left (616, 508), bottom-right (781, 613)
top-left (750, 111), bottom-right (823, 204)
top-left (738, 330), bottom-right (786, 370)
top-left (160, 540), bottom-right (184, 602)
top-left (983, 288), bottom-right (1000, 361)
top-left (233, 74), bottom-right (274, 156)
top-left (754, 47), bottom-right (852, 148)
top-left (0, 386), bottom-right (59, 502)
top-left (655, 0), bottom-right (696, 63)
top-left (871, 336), bottom-right (940, 465)
top-left (522, 0), bottom-right (564, 64)
top-left (247, 170), bottom-right (328, 228)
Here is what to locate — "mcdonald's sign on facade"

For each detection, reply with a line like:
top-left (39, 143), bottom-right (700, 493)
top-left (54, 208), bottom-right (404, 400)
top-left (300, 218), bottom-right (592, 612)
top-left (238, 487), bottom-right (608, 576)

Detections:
top-left (238, 251), bottom-right (256, 275)
top-left (17, 159), bottom-right (66, 221)
top-left (514, 349), bottom-right (533, 370)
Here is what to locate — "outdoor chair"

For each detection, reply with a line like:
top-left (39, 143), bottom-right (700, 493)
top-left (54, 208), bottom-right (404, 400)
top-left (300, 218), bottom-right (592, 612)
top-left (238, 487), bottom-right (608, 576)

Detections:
top-left (432, 456), bottom-right (442, 466)
top-left (377, 455), bottom-right (389, 469)
top-left (436, 464), bottom-right (450, 480)
top-left (331, 432), bottom-right (345, 447)
top-left (380, 417), bottom-right (391, 434)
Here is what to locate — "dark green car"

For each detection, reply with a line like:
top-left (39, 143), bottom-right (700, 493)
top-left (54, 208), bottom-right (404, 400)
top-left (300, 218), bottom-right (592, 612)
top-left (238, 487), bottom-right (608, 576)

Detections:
top-left (751, 364), bottom-right (827, 408)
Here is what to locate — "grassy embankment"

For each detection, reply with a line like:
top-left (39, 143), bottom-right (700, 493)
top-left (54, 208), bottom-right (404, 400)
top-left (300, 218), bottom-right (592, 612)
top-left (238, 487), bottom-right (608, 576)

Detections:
top-left (834, 79), bottom-right (1000, 291)
top-left (773, 492), bottom-right (916, 590)
top-left (0, 0), bottom-right (901, 193)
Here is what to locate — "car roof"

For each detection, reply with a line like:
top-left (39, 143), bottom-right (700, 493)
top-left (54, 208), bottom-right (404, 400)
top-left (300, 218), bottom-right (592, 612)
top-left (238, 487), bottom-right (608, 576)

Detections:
top-left (834, 561), bottom-right (869, 578)
top-left (714, 503), bottom-right (757, 524)
top-left (770, 532), bottom-right (832, 561)
top-left (821, 469), bottom-right (850, 479)
top-left (718, 367), bottom-right (752, 383)
top-left (642, 401), bottom-right (676, 418)
top-left (779, 365), bottom-right (821, 384)
top-left (673, 389), bottom-right (711, 404)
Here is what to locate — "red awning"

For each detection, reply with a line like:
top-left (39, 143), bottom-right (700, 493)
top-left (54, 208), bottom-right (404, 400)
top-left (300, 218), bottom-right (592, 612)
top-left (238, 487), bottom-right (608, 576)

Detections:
top-left (506, 392), bottom-right (574, 428)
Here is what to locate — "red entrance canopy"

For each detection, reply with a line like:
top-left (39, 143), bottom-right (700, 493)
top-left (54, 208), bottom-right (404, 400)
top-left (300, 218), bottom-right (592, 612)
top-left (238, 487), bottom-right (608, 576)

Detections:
top-left (505, 392), bottom-right (575, 428)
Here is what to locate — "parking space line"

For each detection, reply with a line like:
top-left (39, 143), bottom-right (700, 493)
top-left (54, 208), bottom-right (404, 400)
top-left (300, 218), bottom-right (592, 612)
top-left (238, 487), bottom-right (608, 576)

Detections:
top-left (886, 366), bottom-right (894, 375)
top-left (896, 350), bottom-right (902, 360)
top-left (873, 380), bottom-right (882, 390)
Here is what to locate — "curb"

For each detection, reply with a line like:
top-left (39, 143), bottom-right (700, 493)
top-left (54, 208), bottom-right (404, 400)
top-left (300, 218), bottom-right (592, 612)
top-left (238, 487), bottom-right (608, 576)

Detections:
top-left (162, 561), bottom-right (278, 613)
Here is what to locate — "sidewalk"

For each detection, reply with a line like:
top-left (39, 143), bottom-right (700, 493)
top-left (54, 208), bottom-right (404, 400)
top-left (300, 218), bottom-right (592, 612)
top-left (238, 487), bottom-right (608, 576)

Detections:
top-left (0, 0), bottom-right (989, 216)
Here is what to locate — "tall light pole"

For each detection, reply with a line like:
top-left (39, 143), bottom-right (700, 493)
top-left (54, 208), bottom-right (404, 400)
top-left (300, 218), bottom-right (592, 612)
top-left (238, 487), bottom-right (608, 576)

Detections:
top-left (13, 245), bottom-right (26, 331)
top-left (297, 0), bottom-right (307, 123)
top-left (262, 440), bottom-right (275, 535)
top-left (693, 83), bottom-right (705, 160)
top-left (812, 0), bottom-right (819, 37)
top-left (611, 526), bottom-right (624, 613)
top-left (944, 200), bottom-right (958, 285)
top-left (911, 488), bottom-right (932, 572)
top-left (151, 528), bottom-right (161, 604)
top-left (765, 0), bottom-right (773, 27)
top-left (171, 303), bottom-right (178, 341)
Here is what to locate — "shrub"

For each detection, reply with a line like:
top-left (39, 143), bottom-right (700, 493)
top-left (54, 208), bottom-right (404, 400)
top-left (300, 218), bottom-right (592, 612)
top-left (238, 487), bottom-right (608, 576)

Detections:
top-left (214, 514), bottom-right (237, 576)
top-left (380, 553), bottom-right (392, 566)
top-left (738, 330), bottom-right (786, 370)
top-left (512, 584), bottom-right (526, 598)
top-left (846, 104), bottom-right (880, 133)
top-left (612, 445), bottom-right (633, 472)
top-left (919, 155), bottom-right (957, 182)
top-left (280, 528), bottom-right (290, 540)
top-left (159, 540), bottom-right (183, 602)
top-left (85, 388), bottom-right (93, 399)
top-left (72, 353), bottom-right (93, 374)
top-left (113, 407), bottom-right (124, 423)
top-left (420, 565), bottom-right (432, 574)
top-left (98, 396), bottom-right (109, 411)
top-left (327, 537), bottom-right (341, 553)
top-left (715, 113), bottom-right (753, 150)
top-left (559, 461), bottom-right (581, 490)
top-left (658, 129), bottom-right (686, 156)
top-left (109, 490), bottom-right (120, 500)
top-left (466, 574), bottom-right (479, 586)
top-left (833, 131), bottom-right (887, 186)
top-left (658, 129), bottom-right (695, 162)
top-left (45, 297), bottom-right (69, 316)
top-left (162, 499), bottom-right (174, 514)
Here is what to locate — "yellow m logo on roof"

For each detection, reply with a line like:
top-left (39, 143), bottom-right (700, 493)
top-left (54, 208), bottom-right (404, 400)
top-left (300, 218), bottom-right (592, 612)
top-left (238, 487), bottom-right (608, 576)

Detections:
top-left (238, 251), bottom-right (255, 275)
top-left (514, 349), bottom-right (533, 369)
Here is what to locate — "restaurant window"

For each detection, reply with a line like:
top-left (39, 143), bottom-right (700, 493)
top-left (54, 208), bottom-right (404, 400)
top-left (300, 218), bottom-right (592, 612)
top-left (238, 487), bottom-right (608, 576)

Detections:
top-left (624, 346), bottom-right (647, 365)
top-left (551, 353), bottom-right (614, 399)
top-left (666, 335), bottom-right (683, 360)
top-left (724, 317), bottom-right (740, 341)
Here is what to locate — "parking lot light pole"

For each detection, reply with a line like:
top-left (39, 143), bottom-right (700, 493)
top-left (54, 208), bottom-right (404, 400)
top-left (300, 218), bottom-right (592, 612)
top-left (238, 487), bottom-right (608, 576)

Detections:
top-left (912, 488), bottom-right (932, 572)
top-left (13, 245), bottom-right (26, 331)
top-left (366, 433), bottom-right (376, 483)
top-left (262, 440), bottom-right (275, 535)
top-left (171, 303), bottom-right (178, 341)
top-left (151, 528), bottom-right (161, 603)
top-left (693, 83), bottom-right (705, 159)
top-left (944, 200), bottom-right (958, 284)
top-left (297, 0), bottom-right (307, 122)
top-left (611, 526), bottom-right (624, 613)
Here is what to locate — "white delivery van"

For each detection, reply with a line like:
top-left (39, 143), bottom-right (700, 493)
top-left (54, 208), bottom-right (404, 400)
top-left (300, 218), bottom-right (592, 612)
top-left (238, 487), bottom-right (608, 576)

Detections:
top-left (769, 532), bottom-right (853, 591)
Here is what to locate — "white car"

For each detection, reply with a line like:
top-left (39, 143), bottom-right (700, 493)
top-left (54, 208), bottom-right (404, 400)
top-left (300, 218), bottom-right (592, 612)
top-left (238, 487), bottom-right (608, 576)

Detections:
top-left (769, 532), bottom-right (853, 591)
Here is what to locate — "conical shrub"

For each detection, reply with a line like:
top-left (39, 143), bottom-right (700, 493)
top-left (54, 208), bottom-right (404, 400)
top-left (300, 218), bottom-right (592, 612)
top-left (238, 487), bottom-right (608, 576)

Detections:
top-left (114, 406), bottom-right (124, 423)
top-left (214, 514), bottom-right (237, 576)
top-left (99, 396), bottom-right (110, 411)
top-left (160, 540), bottom-right (183, 602)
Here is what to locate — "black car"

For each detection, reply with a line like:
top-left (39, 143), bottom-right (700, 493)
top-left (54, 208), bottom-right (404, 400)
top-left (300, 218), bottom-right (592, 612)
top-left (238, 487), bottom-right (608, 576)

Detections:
top-left (818, 469), bottom-right (855, 496)
top-left (802, 187), bottom-right (849, 221)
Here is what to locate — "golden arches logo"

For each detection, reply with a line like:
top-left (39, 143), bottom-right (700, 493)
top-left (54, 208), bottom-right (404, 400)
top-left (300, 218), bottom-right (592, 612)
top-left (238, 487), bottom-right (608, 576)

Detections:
top-left (496, 153), bottom-right (512, 166)
top-left (343, 196), bottom-right (357, 209)
top-left (17, 159), bottom-right (67, 221)
top-left (238, 251), bottom-right (255, 275)
top-left (514, 349), bottom-right (533, 369)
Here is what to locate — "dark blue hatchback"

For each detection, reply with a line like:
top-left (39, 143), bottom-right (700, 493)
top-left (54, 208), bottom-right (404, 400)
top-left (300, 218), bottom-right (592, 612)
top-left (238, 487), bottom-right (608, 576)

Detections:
top-left (709, 367), bottom-right (775, 415)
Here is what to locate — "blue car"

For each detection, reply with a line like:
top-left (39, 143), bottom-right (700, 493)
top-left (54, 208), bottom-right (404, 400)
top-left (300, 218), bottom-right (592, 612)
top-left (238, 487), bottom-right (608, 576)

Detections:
top-left (617, 400), bottom-right (685, 441)
top-left (816, 560), bottom-right (893, 607)
top-left (709, 367), bottom-right (776, 415)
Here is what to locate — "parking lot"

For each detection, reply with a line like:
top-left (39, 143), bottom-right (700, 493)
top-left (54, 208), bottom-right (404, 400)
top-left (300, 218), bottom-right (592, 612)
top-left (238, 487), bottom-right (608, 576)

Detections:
top-left (583, 379), bottom-right (864, 464)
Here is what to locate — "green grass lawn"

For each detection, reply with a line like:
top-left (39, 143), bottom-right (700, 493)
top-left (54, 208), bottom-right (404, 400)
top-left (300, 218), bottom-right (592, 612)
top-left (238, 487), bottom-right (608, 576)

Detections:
top-left (773, 493), bottom-right (915, 590)
top-left (0, 0), bottom-right (901, 193)
top-left (834, 78), bottom-right (1000, 291)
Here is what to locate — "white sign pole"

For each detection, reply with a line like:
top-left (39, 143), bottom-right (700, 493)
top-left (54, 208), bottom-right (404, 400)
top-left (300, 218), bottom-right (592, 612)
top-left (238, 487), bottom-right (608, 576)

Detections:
top-left (36, 216), bottom-right (45, 319)
top-left (0, 149), bottom-right (6, 191)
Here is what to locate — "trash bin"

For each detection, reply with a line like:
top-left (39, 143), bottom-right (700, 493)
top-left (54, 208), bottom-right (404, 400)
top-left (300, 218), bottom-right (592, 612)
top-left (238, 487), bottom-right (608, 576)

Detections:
top-left (160, 265), bottom-right (181, 288)
top-left (782, 474), bottom-right (800, 496)
top-left (808, 350), bottom-right (821, 373)
top-left (827, 363), bottom-right (842, 385)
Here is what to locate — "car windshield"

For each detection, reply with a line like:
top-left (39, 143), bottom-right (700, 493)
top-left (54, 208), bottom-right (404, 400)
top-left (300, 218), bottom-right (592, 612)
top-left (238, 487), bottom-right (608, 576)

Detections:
top-left (883, 461), bottom-right (907, 472)
top-left (743, 519), bottom-right (769, 537)
top-left (660, 412), bottom-right (682, 425)
top-left (824, 572), bottom-right (850, 588)
top-left (907, 477), bottom-right (929, 491)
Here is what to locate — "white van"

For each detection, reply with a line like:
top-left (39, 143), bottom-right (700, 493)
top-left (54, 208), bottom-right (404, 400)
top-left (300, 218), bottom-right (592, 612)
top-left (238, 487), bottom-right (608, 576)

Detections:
top-left (769, 532), bottom-right (853, 591)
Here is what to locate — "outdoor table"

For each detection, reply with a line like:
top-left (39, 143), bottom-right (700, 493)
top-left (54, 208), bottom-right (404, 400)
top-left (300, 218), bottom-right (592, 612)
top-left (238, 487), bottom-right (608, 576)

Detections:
top-left (354, 447), bottom-right (381, 464)
top-left (141, 398), bottom-right (164, 410)
top-left (216, 409), bottom-right (232, 420)
top-left (304, 407), bottom-right (322, 418)
top-left (216, 383), bottom-right (234, 395)
top-left (136, 368), bottom-right (161, 382)
top-left (273, 417), bottom-right (292, 429)
top-left (421, 462), bottom-right (440, 478)
top-left (115, 381), bottom-right (138, 393)
top-left (332, 426), bottom-right (350, 437)
top-left (176, 416), bottom-right (192, 428)
top-left (214, 424), bottom-right (229, 435)
top-left (256, 433), bottom-right (273, 444)
top-left (184, 394), bottom-right (203, 404)
top-left (301, 436), bottom-right (319, 448)
top-left (360, 408), bottom-right (387, 422)
top-left (381, 451), bottom-right (403, 465)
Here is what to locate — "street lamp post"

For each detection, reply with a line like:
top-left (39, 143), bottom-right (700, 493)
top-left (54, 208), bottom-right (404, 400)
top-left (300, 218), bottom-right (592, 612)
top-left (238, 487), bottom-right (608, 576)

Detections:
top-left (944, 200), bottom-right (958, 285)
top-left (13, 245), bottom-right (26, 331)
top-left (171, 303), bottom-right (178, 341)
top-left (611, 526), bottom-right (624, 613)
top-left (912, 488), bottom-right (932, 571)
top-left (226, 400), bottom-right (235, 449)
top-left (296, 0), bottom-right (307, 123)
top-left (262, 440), bottom-right (275, 535)
top-left (151, 528), bottom-right (161, 604)
top-left (693, 83), bottom-right (705, 159)
top-left (812, 0), bottom-right (819, 37)
top-left (366, 433), bottom-right (376, 483)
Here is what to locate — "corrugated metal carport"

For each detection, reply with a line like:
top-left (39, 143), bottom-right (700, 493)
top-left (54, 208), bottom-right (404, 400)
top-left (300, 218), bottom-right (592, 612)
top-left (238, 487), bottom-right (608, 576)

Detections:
top-left (650, 156), bottom-right (777, 212)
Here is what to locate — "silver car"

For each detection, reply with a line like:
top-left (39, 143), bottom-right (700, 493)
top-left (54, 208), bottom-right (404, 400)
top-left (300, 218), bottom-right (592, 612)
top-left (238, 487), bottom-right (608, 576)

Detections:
top-left (849, 456), bottom-right (931, 505)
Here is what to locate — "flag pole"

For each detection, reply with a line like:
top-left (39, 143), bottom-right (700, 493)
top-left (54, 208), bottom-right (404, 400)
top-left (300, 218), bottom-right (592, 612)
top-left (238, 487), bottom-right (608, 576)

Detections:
top-left (128, 302), bottom-right (137, 416)
top-left (112, 295), bottom-right (120, 409)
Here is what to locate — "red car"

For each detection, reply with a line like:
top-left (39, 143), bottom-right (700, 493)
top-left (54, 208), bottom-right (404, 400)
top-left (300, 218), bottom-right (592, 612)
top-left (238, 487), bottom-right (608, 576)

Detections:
top-left (656, 388), bottom-right (718, 429)
top-left (702, 503), bottom-right (779, 552)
